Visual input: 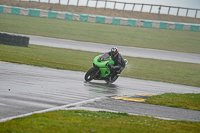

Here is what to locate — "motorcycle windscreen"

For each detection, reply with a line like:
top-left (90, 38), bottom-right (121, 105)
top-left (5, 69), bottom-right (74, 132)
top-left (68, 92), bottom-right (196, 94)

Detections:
top-left (93, 54), bottom-right (115, 67)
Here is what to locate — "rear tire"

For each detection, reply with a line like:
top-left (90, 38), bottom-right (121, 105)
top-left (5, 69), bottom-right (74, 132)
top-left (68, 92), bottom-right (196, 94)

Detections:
top-left (105, 74), bottom-right (119, 84)
top-left (111, 74), bottom-right (119, 83)
top-left (85, 67), bottom-right (98, 82)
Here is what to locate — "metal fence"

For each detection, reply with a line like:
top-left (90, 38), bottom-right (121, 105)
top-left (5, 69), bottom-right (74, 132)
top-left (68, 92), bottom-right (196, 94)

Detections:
top-left (17, 0), bottom-right (200, 18)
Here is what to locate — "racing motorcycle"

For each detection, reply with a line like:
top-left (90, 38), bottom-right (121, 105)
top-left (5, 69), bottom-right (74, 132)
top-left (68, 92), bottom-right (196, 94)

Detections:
top-left (84, 54), bottom-right (128, 84)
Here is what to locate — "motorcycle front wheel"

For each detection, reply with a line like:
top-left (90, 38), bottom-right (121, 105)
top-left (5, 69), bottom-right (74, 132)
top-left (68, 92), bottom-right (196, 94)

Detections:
top-left (85, 67), bottom-right (98, 82)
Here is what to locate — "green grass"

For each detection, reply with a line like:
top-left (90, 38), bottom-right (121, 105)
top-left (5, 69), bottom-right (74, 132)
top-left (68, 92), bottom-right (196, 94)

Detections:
top-left (145, 93), bottom-right (200, 111)
top-left (0, 110), bottom-right (199, 133)
top-left (0, 44), bottom-right (200, 87)
top-left (0, 13), bottom-right (200, 53)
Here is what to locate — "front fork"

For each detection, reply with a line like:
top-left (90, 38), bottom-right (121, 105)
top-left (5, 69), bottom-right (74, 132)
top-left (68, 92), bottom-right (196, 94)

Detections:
top-left (91, 67), bottom-right (101, 79)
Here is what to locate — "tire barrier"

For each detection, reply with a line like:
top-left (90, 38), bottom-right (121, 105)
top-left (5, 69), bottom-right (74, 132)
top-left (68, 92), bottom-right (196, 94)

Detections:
top-left (0, 5), bottom-right (200, 32)
top-left (0, 32), bottom-right (29, 47)
top-left (0, 32), bottom-right (3, 44)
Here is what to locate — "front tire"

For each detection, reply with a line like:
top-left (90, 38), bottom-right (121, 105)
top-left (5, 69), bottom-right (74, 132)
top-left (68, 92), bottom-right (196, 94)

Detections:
top-left (85, 67), bottom-right (98, 82)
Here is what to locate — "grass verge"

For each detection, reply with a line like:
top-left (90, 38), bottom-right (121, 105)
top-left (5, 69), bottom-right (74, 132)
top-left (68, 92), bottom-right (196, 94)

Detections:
top-left (0, 13), bottom-right (200, 53)
top-left (0, 110), bottom-right (200, 133)
top-left (145, 93), bottom-right (200, 111)
top-left (0, 44), bottom-right (200, 87)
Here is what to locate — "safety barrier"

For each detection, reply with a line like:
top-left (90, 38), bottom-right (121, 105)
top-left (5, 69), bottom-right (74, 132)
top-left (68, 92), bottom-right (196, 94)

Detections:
top-left (0, 5), bottom-right (200, 32)
top-left (0, 32), bottom-right (29, 47)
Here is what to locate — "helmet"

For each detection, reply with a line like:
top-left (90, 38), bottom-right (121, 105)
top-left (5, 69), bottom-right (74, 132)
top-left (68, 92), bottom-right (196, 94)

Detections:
top-left (110, 47), bottom-right (119, 57)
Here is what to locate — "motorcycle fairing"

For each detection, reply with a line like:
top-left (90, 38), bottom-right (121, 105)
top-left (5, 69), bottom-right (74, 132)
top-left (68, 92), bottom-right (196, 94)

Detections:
top-left (93, 54), bottom-right (114, 78)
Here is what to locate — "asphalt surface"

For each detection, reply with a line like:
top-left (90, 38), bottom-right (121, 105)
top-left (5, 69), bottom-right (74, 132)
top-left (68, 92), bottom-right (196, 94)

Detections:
top-left (80, 98), bottom-right (200, 121)
top-left (17, 33), bottom-right (200, 64)
top-left (0, 62), bottom-right (200, 122)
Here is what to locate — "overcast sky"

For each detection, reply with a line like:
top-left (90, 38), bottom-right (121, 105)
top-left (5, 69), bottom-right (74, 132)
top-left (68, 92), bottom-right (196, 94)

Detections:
top-left (114, 0), bottom-right (200, 9)
top-left (26, 0), bottom-right (200, 9)
top-left (23, 0), bottom-right (200, 17)
top-left (113, 0), bottom-right (200, 17)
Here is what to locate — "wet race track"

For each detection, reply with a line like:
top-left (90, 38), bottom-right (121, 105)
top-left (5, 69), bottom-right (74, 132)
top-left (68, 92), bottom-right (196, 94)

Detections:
top-left (29, 35), bottom-right (200, 64)
top-left (1, 35), bottom-right (200, 122)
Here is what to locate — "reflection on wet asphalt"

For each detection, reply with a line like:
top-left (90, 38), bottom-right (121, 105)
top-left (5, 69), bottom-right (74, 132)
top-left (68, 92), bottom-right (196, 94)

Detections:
top-left (85, 82), bottom-right (119, 95)
top-left (1, 61), bottom-right (200, 120)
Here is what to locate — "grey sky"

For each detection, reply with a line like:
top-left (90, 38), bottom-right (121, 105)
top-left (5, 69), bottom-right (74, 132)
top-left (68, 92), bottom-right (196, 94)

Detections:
top-left (23, 0), bottom-right (200, 9)
top-left (26, 0), bottom-right (200, 9)
top-left (21, 0), bottom-right (200, 17)
top-left (114, 0), bottom-right (200, 9)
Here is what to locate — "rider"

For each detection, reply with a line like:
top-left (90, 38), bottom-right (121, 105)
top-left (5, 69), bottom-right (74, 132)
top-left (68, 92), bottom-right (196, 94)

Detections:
top-left (98, 47), bottom-right (126, 81)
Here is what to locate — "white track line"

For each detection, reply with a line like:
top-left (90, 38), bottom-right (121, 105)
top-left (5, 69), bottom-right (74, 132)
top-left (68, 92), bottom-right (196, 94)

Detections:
top-left (66, 107), bottom-right (175, 121)
top-left (0, 97), bottom-right (106, 123)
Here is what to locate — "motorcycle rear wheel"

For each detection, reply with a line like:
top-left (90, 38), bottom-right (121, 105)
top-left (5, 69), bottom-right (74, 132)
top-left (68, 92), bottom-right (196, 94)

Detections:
top-left (106, 74), bottom-right (119, 84)
top-left (85, 67), bottom-right (98, 82)
top-left (111, 74), bottom-right (119, 83)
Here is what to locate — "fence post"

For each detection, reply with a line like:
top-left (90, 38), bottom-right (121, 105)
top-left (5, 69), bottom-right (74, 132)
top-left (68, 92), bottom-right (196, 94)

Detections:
top-left (195, 9), bottom-right (198, 18)
top-left (123, 3), bottom-right (126, 11)
top-left (132, 3), bottom-right (135, 11)
top-left (113, 1), bottom-right (116, 10)
top-left (149, 5), bottom-right (152, 13)
top-left (95, 0), bottom-right (98, 9)
top-left (86, 0), bottom-right (89, 8)
top-left (186, 9), bottom-right (189, 17)
top-left (141, 4), bottom-right (144, 12)
top-left (67, 0), bottom-right (70, 6)
top-left (177, 7), bottom-right (180, 16)
top-left (168, 7), bottom-right (171, 14)
top-left (77, 0), bottom-right (79, 6)
top-left (105, 0), bottom-right (107, 10)
top-left (158, 5), bottom-right (161, 15)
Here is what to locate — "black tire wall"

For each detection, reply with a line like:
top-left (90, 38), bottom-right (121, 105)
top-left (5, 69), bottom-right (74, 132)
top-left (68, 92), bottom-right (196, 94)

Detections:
top-left (0, 32), bottom-right (29, 47)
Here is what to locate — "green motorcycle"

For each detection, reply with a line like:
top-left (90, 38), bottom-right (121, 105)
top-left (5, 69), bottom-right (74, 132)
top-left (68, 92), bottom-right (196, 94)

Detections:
top-left (85, 54), bottom-right (128, 84)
